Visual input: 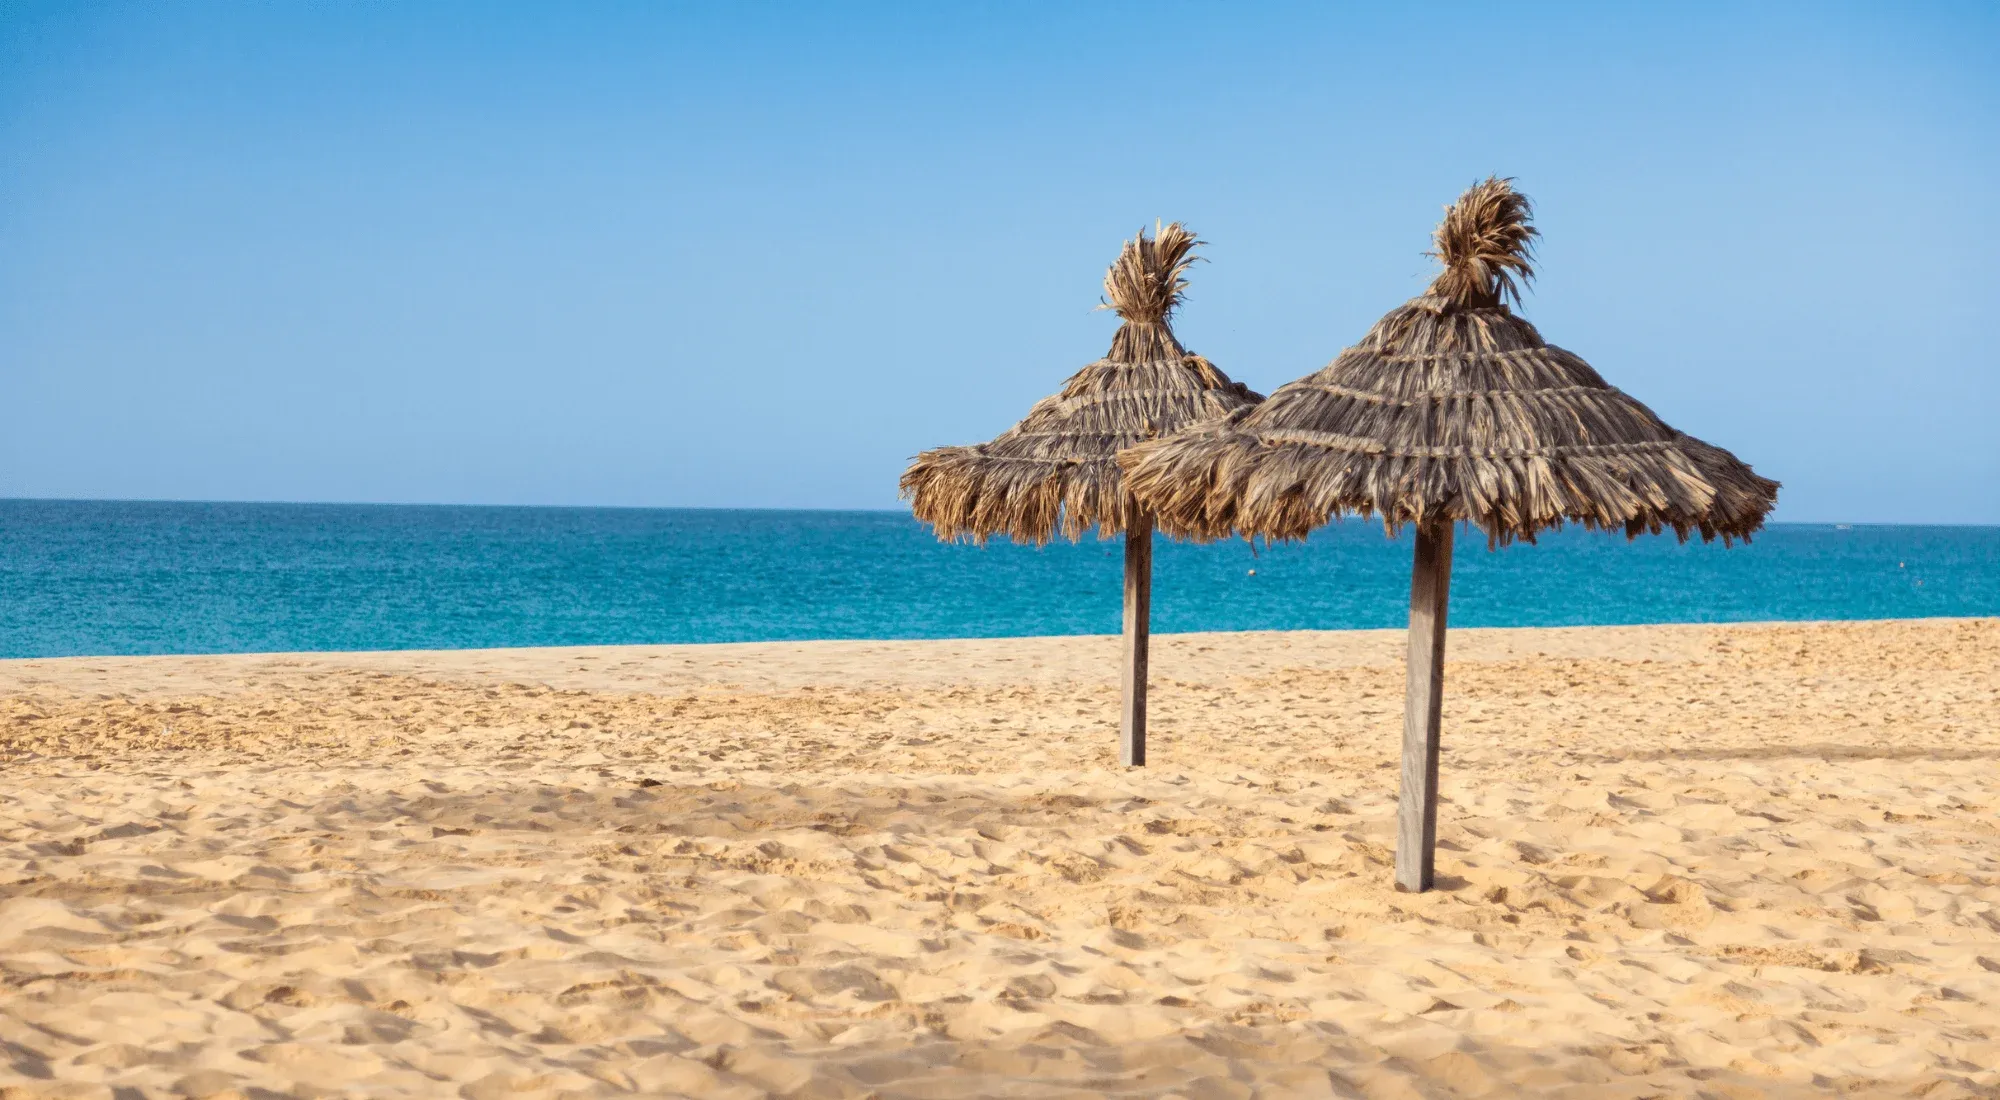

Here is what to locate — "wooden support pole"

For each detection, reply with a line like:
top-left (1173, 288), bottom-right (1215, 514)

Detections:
top-left (1395, 519), bottom-right (1454, 892)
top-left (1120, 514), bottom-right (1153, 767)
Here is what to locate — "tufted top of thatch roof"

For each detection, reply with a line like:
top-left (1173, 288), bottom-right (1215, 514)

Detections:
top-left (1120, 179), bottom-right (1779, 547)
top-left (900, 223), bottom-right (1263, 545)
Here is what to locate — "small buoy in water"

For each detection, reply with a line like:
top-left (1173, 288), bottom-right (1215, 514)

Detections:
top-left (1247, 569), bottom-right (1257, 576)
top-left (1900, 562), bottom-right (1906, 568)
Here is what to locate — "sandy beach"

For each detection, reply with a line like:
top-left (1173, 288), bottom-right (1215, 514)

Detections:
top-left (1, 617), bottom-right (1996, 1098)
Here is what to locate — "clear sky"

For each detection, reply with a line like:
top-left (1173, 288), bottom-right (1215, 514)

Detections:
top-left (3, 2), bottom-right (1995, 523)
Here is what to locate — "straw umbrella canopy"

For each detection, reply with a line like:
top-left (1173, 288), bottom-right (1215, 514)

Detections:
top-left (901, 224), bottom-right (1262, 766)
top-left (1120, 179), bottom-right (1779, 888)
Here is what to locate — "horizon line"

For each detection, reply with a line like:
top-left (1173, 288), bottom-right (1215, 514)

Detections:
top-left (2, 496), bottom-right (1995, 530)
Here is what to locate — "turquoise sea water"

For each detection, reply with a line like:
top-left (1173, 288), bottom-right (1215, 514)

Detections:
top-left (1, 499), bottom-right (1995, 659)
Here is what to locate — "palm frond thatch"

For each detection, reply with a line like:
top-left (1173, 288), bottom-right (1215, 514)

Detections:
top-left (1101, 220), bottom-right (1200, 360)
top-left (1424, 176), bottom-right (1538, 309)
top-left (1120, 178), bottom-right (1778, 547)
top-left (901, 224), bottom-right (1262, 545)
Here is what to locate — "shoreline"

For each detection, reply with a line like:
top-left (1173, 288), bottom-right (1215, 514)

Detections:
top-left (4, 612), bottom-right (1994, 675)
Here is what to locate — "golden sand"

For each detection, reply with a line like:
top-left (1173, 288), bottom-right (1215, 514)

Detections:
top-left (1, 618), bottom-right (1996, 1098)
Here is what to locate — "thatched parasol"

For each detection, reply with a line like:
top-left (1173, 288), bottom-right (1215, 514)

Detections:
top-left (1120, 179), bottom-right (1779, 888)
top-left (901, 224), bottom-right (1262, 766)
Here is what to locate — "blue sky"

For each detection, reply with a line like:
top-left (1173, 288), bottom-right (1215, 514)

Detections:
top-left (3, 2), bottom-right (1995, 522)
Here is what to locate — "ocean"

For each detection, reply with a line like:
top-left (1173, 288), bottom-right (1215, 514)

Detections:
top-left (1, 499), bottom-right (1994, 659)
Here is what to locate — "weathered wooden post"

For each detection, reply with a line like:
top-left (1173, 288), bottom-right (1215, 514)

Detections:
top-left (1395, 519), bottom-right (1453, 892)
top-left (1120, 513), bottom-right (1154, 766)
